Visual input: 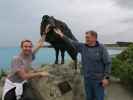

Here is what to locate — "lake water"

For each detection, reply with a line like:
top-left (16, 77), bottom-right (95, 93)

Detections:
top-left (0, 47), bottom-right (123, 69)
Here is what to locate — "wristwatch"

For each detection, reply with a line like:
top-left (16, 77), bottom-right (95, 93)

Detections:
top-left (104, 76), bottom-right (110, 80)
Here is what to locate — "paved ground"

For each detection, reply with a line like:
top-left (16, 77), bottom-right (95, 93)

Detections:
top-left (106, 81), bottom-right (133, 100)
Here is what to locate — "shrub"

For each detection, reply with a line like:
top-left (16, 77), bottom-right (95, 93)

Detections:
top-left (112, 44), bottom-right (133, 89)
top-left (0, 69), bottom-right (7, 80)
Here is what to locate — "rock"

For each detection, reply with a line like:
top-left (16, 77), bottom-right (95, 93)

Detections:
top-left (0, 62), bottom-right (133, 100)
top-left (28, 62), bottom-right (85, 100)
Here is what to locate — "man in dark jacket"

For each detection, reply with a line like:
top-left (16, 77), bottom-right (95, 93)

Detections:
top-left (54, 29), bottom-right (111, 100)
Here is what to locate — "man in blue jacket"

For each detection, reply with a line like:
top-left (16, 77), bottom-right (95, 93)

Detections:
top-left (54, 29), bottom-right (111, 100)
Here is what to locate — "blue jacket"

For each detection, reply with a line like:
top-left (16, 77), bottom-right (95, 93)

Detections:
top-left (63, 35), bottom-right (112, 80)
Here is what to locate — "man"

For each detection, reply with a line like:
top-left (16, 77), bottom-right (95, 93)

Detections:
top-left (54, 29), bottom-right (111, 100)
top-left (2, 38), bottom-right (49, 100)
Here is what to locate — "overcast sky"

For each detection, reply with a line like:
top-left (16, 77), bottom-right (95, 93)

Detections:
top-left (0, 0), bottom-right (133, 47)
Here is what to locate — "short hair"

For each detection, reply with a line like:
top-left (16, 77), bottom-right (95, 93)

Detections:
top-left (20, 39), bottom-right (33, 48)
top-left (85, 30), bottom-right (98, 38)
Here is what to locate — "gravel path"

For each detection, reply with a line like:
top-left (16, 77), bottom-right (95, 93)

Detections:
top-left (106, 81), bottom-right (133, 100)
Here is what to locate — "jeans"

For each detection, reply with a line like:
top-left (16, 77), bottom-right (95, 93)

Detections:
top-left (84, 77), bottom-right (104, 100)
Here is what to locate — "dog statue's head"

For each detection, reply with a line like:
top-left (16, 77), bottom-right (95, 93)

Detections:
top-left (41, 15), bottom-right (56, 34)
top-left (41, 15), bottom-right (61, 42)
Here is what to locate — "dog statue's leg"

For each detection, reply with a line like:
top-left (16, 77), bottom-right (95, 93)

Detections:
top-left (54, 48), bottom-right (59, 64)
top-left (61, 49), bottom-right (65, 64)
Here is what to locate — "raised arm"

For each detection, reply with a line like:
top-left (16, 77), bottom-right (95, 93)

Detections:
top-left (54, 28), bottom-right (83, 52)
top-left (32, 37), bottom-right (45, 54)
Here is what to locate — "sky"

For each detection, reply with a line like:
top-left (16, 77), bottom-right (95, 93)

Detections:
top-left (0, 0), bottom-right (133, 47)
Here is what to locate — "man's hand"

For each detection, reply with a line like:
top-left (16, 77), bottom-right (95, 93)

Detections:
top-left (38, 71), bottom-right (49, 77)
top-left (101, 79), bottom-right (109, 88)
top-left (36, 39), bottom-right (44, 48)
top-left (53, 28), bottom-right (64, 38)
top-left (32, 39), bottom-right (44, 54)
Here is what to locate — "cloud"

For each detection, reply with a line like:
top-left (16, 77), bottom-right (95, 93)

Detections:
top-left (113, 0), bottom-right (133, 9)
top-left (120, 17), bottom-right (133, 23)
top-left (0, 0), bottom-right (133, 46)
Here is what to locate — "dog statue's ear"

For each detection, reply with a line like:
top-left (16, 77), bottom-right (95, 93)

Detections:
top-left (51, 16), bottom-right (54, 19)
top-left (42, 15), bottom-right (49, 21)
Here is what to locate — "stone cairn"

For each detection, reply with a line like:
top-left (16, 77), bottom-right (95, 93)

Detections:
top-left (28, 62), bottom-right (85, 100)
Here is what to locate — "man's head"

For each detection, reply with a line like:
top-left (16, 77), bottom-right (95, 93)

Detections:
top-left (85, 30), bottom-right (98, 45)
top-left (20, 39), bottom-right (33, 56)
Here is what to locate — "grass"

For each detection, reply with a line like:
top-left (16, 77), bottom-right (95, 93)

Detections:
top-left (0, 69), bottom-right (7, 80)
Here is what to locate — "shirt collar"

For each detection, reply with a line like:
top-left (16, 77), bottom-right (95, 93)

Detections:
top-left (85, 41), bottom-right (100, 48)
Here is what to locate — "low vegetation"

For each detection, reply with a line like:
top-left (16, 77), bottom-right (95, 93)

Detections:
top-left (112, 44), bottom-right (133, 89)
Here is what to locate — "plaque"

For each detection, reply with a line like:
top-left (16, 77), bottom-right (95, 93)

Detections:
top-left (57, 81), bottom-right (72, 95)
